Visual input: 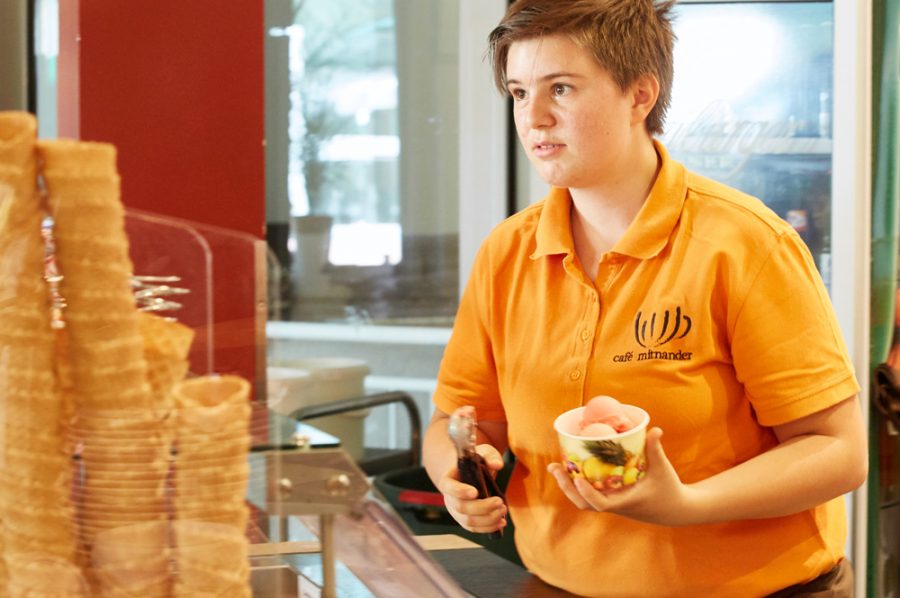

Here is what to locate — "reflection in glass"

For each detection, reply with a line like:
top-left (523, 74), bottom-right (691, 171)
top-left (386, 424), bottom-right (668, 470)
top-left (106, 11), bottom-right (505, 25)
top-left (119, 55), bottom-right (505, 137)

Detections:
top-left (663, 2), bottom-right (833, 290)
top-left (33, 0), bottom-right (59, 138)
top-left (266, 0), bottom-right (460, 326)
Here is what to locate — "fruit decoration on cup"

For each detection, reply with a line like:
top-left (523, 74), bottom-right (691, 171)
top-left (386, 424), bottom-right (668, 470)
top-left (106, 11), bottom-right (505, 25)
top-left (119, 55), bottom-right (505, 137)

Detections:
top-left (553, 395), bottom-right (650, 491)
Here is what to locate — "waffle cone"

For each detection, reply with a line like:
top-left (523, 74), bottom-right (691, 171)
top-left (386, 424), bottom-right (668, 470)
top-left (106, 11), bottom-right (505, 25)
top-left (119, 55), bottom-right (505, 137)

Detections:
top-left (93, 565), bottom-right (171, 598)
top-left (1, 505), bottom-right (80, 557)
top-left (0, 112), bottom-right (38, 218)
top-left (174, 486), bottom-right (248, 506)
top-left (78, 512), bottom-right (168, 532)
top-left (2, 446), bottom-right (74, 488)
top-left (4, 414), bottom-right (71, 448)
top-left (74, 414), bottom-right (172, 443)
top-left (79, 456), bottom-right (170, 477)
top-left (93, 562), bottom-right (172, 598)
top-left (146, 357), bottom-right (190, 407)
top-left (173, 506), bottom-right (248, 531)
top-left (79, 482), bottom-right (170, 510)
top-left (172, 375), bottom-right (251, 540)
top-left (76, 485), bottom-right (168, 504)
top-left (35, 139), bottom-right (175, 584)
top-left (139, 312), bottom-right (194, 362)
top-left (175, 470), bottom-right (248, 502)
top-left (172, 520), bottom-right (249, 596)
top-left (175, 424), bottom-right (250, 445)
top-left (0, 112), bottom-right (35, 161)
top-left (38, 140), bottom-right (116, 178)
top-left (176, 405), bottom-right (251, 438)
top-left (139, 313), bottom-right (194, 416)
top-left (3, 461), bottom-right (75, 504)
top-left (72, 405), bottom-right (172, 429)
top-left (0, 183), bottom-right (10, 240)
top-left (2, 476), bottom-right (77, 505)
top-left (174, 442), bottom-right (249, 466)
top-left (4, 552), bottom-right (89, 597)
top-left (0, 114), bottom-right (79, 578)
top-left (173, 454), bottom-right (249, 473)
top-left (38, 140), bottom-right (155, 414)
top-left (78, 513), bottom-right (169, 552)
top-left (174, 468), bottom-right (248, 500)
top-left (80, 444), bottom-right (170, 465)
top-left (173, 375), bottom-right (250, 411)
top-left (173, 584), bottom-right (252, 598)
top-left (94, 519), bottom-right (171, 557)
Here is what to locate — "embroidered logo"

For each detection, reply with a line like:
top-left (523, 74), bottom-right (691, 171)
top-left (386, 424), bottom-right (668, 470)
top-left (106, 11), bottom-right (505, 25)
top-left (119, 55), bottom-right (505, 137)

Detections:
top-left (612, 306), bottom-right (694, 364)
top-left (634, 307), bottom-right (692, 348)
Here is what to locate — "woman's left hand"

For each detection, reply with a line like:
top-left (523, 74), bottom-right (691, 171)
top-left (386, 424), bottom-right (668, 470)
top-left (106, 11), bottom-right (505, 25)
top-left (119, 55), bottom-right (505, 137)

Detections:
top-left (549, 396), bottom-right (868, 526)
top-left (547, 427), bottom-right (700, 526)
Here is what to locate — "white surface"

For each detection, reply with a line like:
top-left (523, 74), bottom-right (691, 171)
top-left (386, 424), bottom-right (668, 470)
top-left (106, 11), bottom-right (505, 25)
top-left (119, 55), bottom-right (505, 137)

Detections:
top-left (267, 321), bottom-right (451, 346)
top-left (458, 0), bottom-right (510, 295)
top-left (832, 0), bottom-right (873, 592)
top-left (267, 359), bottom-right (371, 460)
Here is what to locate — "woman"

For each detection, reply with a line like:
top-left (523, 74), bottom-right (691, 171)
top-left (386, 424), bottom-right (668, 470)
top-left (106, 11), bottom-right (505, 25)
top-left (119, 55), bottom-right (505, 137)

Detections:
top-left (423, 1), bottom-right (867, 596)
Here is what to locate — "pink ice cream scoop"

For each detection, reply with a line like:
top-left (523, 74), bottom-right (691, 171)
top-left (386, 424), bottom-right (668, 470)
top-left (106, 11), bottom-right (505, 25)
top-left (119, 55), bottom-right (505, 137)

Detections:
top-left (578, 395), bottom-right (635, 436)
top-left (579, 421), bottom-right (618, 436)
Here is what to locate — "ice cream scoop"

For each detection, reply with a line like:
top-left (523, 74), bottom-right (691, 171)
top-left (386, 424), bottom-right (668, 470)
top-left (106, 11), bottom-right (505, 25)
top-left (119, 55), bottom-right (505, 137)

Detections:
top-left (579, 421), bottom-right (617, 437)
top-left (579, 395), bottom-right (635, 436)
top-left (448, 405), bottom-right (505, 539)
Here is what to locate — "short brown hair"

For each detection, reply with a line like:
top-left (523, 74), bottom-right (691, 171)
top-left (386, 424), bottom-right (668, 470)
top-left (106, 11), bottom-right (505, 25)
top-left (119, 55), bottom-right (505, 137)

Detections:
top-left (488, 0), bottom-right (677, 135)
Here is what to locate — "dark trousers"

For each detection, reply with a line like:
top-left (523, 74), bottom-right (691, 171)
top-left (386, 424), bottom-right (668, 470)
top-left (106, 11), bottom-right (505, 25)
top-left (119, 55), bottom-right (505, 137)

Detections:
top-left (766, 560), bottom-right (853, 597)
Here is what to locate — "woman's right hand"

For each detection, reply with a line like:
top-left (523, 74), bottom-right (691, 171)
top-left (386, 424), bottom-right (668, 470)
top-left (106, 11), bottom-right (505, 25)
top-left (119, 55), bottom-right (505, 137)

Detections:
top-left (437, 443), bottom-right (507, 534)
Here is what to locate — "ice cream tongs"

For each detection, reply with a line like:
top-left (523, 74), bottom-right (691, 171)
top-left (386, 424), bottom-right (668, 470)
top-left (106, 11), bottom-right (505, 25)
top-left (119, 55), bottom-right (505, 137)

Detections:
top-left (447, 405), bottom-right (506, 538)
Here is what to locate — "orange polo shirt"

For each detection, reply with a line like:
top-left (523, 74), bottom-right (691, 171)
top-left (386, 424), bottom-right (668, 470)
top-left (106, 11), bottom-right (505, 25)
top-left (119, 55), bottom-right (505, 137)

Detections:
top-left (433, 141), bottom-right (860, 597)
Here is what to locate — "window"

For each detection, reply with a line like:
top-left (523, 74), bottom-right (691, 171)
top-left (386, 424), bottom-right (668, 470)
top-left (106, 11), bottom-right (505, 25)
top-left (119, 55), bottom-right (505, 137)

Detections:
top-left (265, 0), bottom-right (505, 327)
top-left (264, 0), bottom-right (509, 448)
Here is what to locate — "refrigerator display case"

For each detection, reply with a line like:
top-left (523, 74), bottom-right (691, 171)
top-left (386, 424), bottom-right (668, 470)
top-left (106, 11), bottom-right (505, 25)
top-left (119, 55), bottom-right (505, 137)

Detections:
top-left (662, 1), bottom-right (835, 288)
top-left (661, 0), bottom-right (874, 594)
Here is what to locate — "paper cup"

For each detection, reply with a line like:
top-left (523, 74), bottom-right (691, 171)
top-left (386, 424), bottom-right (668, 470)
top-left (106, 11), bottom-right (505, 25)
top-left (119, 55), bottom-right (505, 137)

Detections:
top-left (553, 405), bottom-right (650, 490)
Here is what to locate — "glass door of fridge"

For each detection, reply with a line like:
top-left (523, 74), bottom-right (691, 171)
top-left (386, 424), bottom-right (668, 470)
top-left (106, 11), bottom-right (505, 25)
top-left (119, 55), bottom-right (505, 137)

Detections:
top-left (666, 3), bottom-right (874, 596)
top-left (663, 1), bottom-right (834, 290)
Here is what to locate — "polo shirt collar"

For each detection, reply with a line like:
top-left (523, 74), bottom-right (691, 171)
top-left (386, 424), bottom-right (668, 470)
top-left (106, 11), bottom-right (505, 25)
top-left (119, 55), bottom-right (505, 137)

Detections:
top-left (615, 140), bottom-right (686, 259)
top-left (531, 186), bottom-right (574, 259)
top-left (530, 140), bottom-right (687, 261)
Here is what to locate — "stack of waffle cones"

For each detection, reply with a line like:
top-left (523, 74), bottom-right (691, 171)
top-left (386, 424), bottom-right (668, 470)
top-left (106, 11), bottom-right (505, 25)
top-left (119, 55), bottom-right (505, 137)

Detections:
top-left (172, 375), bottom-right (251, 597)
top-left (0, 111), bottom-right (254, 597)
top-left (39, 141), bottom-right (173, 596)
top-left (0, 112), bottom-right (82, 595)
top-left (172, 520), bottom-right (249, 598)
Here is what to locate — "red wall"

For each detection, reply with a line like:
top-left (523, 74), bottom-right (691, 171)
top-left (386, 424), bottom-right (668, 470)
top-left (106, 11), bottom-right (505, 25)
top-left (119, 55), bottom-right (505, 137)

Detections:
top-left (69, 0), bottom-right (265, 238)
top-left (58, 0), bottom-right (266, 395)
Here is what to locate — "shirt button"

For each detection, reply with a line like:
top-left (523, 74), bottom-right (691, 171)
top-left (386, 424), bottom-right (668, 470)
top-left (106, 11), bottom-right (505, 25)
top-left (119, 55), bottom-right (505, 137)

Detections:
top-left (569, 369), bottom-right (582, 381)
top-left (581, 329), bottom-right (591, 341)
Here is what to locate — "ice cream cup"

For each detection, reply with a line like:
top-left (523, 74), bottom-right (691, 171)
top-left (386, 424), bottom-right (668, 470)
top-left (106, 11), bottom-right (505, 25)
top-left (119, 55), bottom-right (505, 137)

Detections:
top-left (553, 404), bottom-right (650, 490)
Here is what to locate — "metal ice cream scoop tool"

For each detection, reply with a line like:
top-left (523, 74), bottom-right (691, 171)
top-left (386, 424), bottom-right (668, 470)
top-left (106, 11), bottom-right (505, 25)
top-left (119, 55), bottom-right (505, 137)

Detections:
top-left (447, 406), bottom-right (506, 539)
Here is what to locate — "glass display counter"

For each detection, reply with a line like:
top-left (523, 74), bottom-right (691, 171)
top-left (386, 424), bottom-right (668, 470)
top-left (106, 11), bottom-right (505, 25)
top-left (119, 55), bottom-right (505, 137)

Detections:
top-left (246, 410), bottom-right (569, 598)
top-left (0, 119), bottom-right (567, 596)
